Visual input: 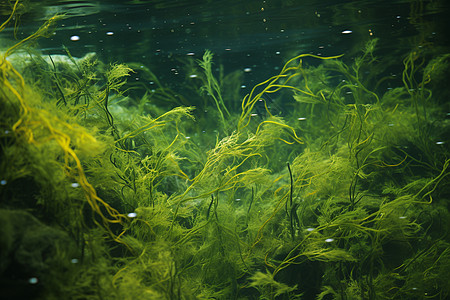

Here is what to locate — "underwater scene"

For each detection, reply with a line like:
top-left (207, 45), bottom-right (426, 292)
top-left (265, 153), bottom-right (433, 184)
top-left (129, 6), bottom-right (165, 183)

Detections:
top-left (1, 0), bottom-right (450, 299)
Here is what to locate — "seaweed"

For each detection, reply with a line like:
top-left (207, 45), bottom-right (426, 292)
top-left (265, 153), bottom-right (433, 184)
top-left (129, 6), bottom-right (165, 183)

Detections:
top-left (1, 1), bottom-right (449, 299)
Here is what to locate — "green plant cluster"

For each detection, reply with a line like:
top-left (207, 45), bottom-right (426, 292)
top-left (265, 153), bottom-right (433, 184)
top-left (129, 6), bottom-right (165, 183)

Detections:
top-left (1, 1), bottom-right (449, 299)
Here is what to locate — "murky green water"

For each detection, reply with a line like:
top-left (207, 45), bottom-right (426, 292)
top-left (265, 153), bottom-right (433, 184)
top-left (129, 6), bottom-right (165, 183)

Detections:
top-left (9, 0), bottom-right (450, 89)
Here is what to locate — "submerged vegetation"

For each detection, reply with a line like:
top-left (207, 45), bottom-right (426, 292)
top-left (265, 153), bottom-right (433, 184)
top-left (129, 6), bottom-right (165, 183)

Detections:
top-left (1, 1), bottom-right (449, 299)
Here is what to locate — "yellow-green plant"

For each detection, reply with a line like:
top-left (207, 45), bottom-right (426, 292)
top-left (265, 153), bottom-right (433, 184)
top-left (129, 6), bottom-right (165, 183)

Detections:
top-left (197, 50), bottom-right (231, 131)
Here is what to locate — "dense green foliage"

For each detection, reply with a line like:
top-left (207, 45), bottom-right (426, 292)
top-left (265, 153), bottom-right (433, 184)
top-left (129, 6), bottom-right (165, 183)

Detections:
top-left (1, 1), bottom-right (449, 299)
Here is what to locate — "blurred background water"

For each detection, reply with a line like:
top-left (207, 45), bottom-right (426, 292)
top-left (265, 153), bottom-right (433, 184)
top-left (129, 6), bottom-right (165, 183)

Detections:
top-left (1, 0), bottom-right (449, 104)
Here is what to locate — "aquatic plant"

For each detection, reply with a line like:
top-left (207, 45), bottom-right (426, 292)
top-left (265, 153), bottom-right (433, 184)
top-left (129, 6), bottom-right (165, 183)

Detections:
top-left (197, 50), bottom-right (231, 131)
top-left (1, 1), bottom-right (449, 299)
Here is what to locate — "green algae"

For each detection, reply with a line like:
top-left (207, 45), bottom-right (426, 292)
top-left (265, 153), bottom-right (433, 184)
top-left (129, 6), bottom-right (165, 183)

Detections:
top-left (1, 1), bottom-right (449, 299)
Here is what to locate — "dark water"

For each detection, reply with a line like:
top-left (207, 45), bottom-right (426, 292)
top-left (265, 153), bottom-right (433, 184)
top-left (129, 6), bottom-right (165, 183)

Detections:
top-left (4, 0), bottom-right (450, 91)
